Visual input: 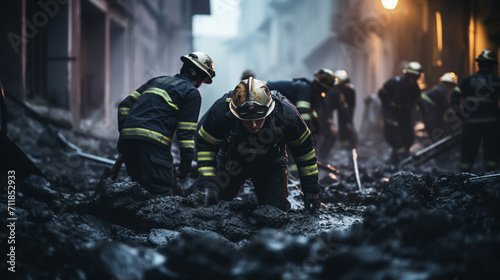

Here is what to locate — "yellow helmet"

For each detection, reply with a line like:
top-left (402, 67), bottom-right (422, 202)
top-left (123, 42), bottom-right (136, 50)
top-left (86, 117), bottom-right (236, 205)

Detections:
top-left (403, 61), bottom-right (423, 76)
top-left (180, 52), bottom-right (216, 84)
top-left (439, 72), bottom-right (458, 85)
top-left (229, 77), bottom-right (275, 120)
top-left (333, 69), bottom-right (350, 86)
top-left (313, 68), bottom-right (335, 89)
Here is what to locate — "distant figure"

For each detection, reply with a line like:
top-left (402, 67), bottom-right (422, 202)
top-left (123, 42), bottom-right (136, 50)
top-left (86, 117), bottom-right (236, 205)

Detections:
top-left (333, 70), bottom-right (358, 150)
top-left (421, 72), bottom-right (458, 142)
top-left (117, 52), bottom-right (215, 195)
top-left (378, 61), bottom-right (425, 164)
top-left (194, 77), bottom-right (321, 212)
top-left (241, 69), bottom-right (256, 80)
top-left (451, 49), bottom-right (500, 173)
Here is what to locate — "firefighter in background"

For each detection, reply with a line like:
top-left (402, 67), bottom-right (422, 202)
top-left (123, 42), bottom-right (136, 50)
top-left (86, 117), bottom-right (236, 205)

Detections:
top-left (117, 52), bottom-right (215, 195)
top-left (334, 70), bottom-right (358, 149)
top-left (378, 61), bottom-right (425, 164)
top-left (315, 70), bottom-right (355, 161)
top-left (421, 72), bottom-right (459, 142)
top-left (193, 77), bottom-right (321, 212)
top-left (451, 49), bottom-right (500, 173)
top-left (266, 69), bottom-right (335, 136)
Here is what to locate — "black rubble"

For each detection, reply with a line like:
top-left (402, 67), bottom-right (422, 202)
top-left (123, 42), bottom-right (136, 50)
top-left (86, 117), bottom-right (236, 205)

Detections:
top-left (1, 99), bottom-right (499, 279)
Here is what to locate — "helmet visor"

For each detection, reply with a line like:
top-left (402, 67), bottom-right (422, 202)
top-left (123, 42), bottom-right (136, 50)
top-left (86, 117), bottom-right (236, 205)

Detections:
top-left (236, 101), bottom-right (269, 119)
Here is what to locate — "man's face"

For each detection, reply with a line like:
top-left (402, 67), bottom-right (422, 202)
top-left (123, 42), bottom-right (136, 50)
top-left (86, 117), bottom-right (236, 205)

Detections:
top-left (406, 74), bottom-right (420, 85)
top-left (242, 119), bottom-right (266, 134)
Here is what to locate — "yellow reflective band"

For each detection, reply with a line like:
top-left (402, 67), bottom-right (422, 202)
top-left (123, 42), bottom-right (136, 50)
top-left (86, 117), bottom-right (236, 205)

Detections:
top-left (226, 98), bottom-right (231, 103)
top-left (288, 164), bottom-right (298, 171)
top-left (178, 122), bottom-right (197, 131)
top-left (395, 147), bottom-right (407, 155)
top-left (179, 140), bottom-right (194, 149)
top-left (118, 107), bottom-right (130, 116)
top-left (296, 101), bottom-right (311, 109)
top-left (289, 129), bottom-right (311, 146)
top-left (301, 113), bottom-right (311, 120)
top-left (312, 110), bottom-right (318, 118)
top-left (421, 94), bottom-right (436, 106)
top-left (463, 116), bottom-right (500, 124)
top-left (121, 128), bottom-right (171, 146)
top-left (144, 87), bottom-right (179, 110)
top-left (197, 151), bottom-right (216, 161)
top-left (327, 118), bottom-right (333, 124)
top-left (454, 86), bottom-right (461, 93)
top-left (198, 166), bottom-right (216, 177)
top-left (131, 91), bottom-right (141, 99)
top-left (237, 144), bottom-right (269, 155)
top-left (299, 164), bottom-right (318, 176)
top-left (464, 96), bottom-right (497, 103)
top-left (198, 126), bottom-right (224, 145)
top-left (296, 149), bottom-right (316, 162)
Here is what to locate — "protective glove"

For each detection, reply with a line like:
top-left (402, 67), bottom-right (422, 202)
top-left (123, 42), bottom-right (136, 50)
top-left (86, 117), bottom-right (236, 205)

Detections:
top-left (182, 187), bottom-right (218, 207)
top-left (176, 160), bottom-right (191, 179)
top-left (304, 192), bottom-right (320, 212)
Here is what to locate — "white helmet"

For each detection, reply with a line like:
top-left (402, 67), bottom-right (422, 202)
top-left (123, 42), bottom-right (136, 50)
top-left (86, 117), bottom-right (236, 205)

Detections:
top-left (229, 77), bottom-right (275, 120)
top-left (333, 70), bottom-right (350, 86)
top-left (180, 52), bottom-right (216, 84)
top-left (403, 61), bottom-right (423, 76)
top-left (439, 72), bottom-right (458, 85)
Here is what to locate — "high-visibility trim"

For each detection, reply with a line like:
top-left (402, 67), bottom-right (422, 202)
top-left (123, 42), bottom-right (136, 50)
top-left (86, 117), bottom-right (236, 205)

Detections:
top-left (289, 129), bottom-right (311, 146)
top-left (463, 116), bottom-right (500, 123)
top-left (327, 118), bottom-right (334, 124)
top-left (178, 140), bottom-right (194, 149)
top-left (296, 101), bottom-right (310, 109)
top-left (198, 126), bottom-right (224, 145)
top-left (301, 113), bottom-right (311, 120)
top-left (395, 147), bottom-right (407, 155)
top-left (177, 122), bottom-right (197, 131)
top-left (312, 110), bottom-right (318, 118)
top-left (384, 118), bottom-right (399, 127)
top-left (121, 128), bottom-right (171, 146)
top-left (288, 164), bottom-right (298, 172)
top-left (421, 94), bottom-right (436, 106)
top-left (144, 87), bottom-right (179, 110)
top-left (237, 144), bottom-right (269, 155)
top-left (454, 86), bottom-right (462, 94)
top-left (118, 107), bottom-right (130, 116)
top-left (198, 166), bottom-right (216, 177)
top-left (464, 96), bottom-right (497, 103)
top-left (226, 98), bottom-right (232, 103)
top-left (131, 91), bottom-right (141, 99)
top-left (197, 151), bottom-right (216, 162)
top-left (299, 164), bottom-right (318, 176)
top-left (296, 149), bottom-right (316, 162)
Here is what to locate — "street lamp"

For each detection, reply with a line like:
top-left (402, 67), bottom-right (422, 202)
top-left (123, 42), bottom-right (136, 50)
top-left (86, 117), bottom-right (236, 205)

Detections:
top-left (381, 0), bottom-right (398, 9)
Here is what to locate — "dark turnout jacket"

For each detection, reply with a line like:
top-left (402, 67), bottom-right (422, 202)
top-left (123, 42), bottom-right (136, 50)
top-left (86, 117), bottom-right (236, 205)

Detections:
top-left (117, 74), bottom-right (201, 163)
top-left (196, 91), bottom-right (319, 194)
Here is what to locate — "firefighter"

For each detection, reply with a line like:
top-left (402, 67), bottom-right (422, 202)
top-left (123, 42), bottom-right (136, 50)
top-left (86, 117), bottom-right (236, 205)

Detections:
top-left (378, 61), bottom-right (425, 164)
top-left (451, 49), bottom-right (500, 173)
top-left (193, 77), bottom-right (321, 212)
top-left (266, 69), bottom-right (335, 136)
top-left (333, 70), bottom-right (358, 150)
top-left (421, 72), bottom-right (459, 142)
top-left (117, 52), bottom-right (215, 195)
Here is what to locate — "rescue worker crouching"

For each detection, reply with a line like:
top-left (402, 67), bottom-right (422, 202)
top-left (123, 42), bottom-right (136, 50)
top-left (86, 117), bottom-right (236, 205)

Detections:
top-left (378, 61), bottom-right (425, 164)
top-left (117, 52), bottom-right (215, 195)
top-left (192, 77), bottom-right (321, 212)
top-left (451, 49), bottom-right (500, 173)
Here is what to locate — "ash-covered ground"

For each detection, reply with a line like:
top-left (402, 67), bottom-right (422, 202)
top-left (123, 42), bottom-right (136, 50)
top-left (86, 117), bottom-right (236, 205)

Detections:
top-left (1, 99), bottom-right (500, 279)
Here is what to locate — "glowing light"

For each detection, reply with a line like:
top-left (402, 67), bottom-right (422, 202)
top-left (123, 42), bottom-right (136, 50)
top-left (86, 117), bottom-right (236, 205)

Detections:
top-left (381, 0), bottom-right (398, 9)
top-left (321, 92), bottom-right (326, 98)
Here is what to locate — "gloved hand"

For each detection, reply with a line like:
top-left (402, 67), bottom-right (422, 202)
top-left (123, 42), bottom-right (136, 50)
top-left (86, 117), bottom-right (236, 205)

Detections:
top-left (176, 160), bottom-right (191, 179)
top-left (182, 187), bottom-right (218, 207)
top-left (304, 192), bottom-right (320, 212)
